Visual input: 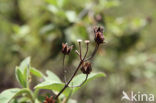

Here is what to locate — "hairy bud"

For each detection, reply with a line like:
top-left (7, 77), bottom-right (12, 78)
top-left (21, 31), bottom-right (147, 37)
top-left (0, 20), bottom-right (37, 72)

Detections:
top-left (62, 43), bottom-right (73, 55)
top-left (81, 62), bottom-right (92, 74)
top-left (44, 96), bottom-right (55, 103)
top-left (94, 26), bottom-right (104, 44)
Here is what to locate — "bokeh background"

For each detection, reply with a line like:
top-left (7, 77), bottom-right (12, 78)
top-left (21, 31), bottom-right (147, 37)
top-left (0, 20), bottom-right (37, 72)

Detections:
top-left (0, 0), bottom-right (156, 103)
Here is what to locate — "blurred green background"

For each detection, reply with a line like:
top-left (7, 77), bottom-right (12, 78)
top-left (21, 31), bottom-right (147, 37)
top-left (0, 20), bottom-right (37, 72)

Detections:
top-left (0, 0), bottom-right (156, 103)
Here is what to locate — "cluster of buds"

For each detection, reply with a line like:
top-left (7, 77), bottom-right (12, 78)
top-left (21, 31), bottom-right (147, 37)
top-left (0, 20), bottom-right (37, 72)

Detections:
top-left (61, 26), bottom-right (104, 75)
top-left (62, 43), bottom-right (73, 55)
top-left (44, 96), bottom-right (55, 103)
top-left (94, 26), bottom-right (104, 45)
top-left (54, 26), bottom-right (105, 100)
top-left (81, 62), bottom-right (92, 74)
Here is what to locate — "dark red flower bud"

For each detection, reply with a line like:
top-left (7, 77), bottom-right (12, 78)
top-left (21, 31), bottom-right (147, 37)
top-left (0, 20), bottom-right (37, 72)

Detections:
top-left (44, 96), bottom-right (55, 103)
top-left (94, 26), bottom-right (104, 45)
top-left (81, 62), bottom-right (92, 74)
top-left (62, 43), bottom-right (73, 55)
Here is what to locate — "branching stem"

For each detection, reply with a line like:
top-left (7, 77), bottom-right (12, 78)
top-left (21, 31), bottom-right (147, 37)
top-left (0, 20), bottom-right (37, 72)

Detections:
top-left (55, 60), bottom-right (83, 99)
top-left (85, 43), bottom-right (99, 61)
top-left (55, 43), bottom-right (89, 99)
top-left (63, 55), bottom-right (67, 84)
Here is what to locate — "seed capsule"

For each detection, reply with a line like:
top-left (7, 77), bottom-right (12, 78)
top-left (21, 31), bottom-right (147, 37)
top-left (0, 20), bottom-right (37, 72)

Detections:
top-left (94, 26), bottom-right (104, 45)
top-left (62, 43), bottom-right (73, 55)
top-left (81, 62), bottom-right (92, 74)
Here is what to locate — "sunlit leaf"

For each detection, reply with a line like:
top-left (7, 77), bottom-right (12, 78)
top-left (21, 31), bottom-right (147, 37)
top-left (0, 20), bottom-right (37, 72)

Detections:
top-left (0, 88), bottom-right (21, 103)
top-left (44, 70), bottom-right (62, 83)
top-left (34, 70), bottom-right (72, 96)
top-left (68, 99), bottom-right (77, 103)
top-left (30, 67), bottom-right (43, 78)
top-left (65, 11), bottom-right (77, 22)
top-left (35, 72), bottom-right (106, 97)
top-left (70, 72), bottom-right (106, 93)
top-left (15, 57), bottom-right (31, 87)
top-left (0, 88), bottom-right (34, 103)
top-left (19, 57), bottom-right (31, 72)
top-left (15, 67), bottom-right (27, 87)
top-left (69, 72), bottom-right (105, 86)
top-left (35, 83), bottom-right (71, 97)
top-left (35, 99), bottom-right (41, 103)
top-left (16, 97), bottom-right (31, 103)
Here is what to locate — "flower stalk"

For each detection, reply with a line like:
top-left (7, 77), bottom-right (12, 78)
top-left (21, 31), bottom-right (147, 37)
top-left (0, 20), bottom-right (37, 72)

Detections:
top-left (55, 26), bottom-right (105, 100)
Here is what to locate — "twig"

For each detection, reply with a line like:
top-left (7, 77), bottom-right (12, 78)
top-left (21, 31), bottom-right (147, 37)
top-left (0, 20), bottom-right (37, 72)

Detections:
top-left (63, 55), bottom-right (67, 84)
top-left (55, 60), bottom-right (83, 99)
top-left (83, 43), bottom-right (89, 60)
top-left (79, 42), bottom-right (82, 60)
top-left (62, 82), bottom-right (74, 103)
top-left (55, 42), bottom-right (89, 99)
top-left (75, 50), bottom-right (80, 56)
top-left (85, 43), bottom-right (99, 61)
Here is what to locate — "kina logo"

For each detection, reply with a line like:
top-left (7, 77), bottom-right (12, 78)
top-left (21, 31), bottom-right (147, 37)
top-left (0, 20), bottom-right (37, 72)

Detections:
top-left (121, 90), bottom-right (154, 102)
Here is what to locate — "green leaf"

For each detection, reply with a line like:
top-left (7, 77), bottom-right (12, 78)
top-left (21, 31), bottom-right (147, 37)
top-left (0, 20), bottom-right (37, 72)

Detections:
top-left (65, 11), bottom-right (77, 22)
top-left (30, 67), bottom-right (43, 78)
top-left (35, 72), bottom-right (105, 97)
top-left (17, 97), bottom-right (31, 103)
top-left (35, 70), bottom-right (72, 96)
top-left (0, 88), bottom-right (21, 103)
top-left (0, 88), bottom-right (34, 103)
top-left (24, 66), bottom-right (29, 86)
top-left (44, 70), bottom-right (62, 83)
top-left (70, 72), bottom-right (106, 93)
top-left (68, 99), bottom-right (77, 103)
top-left (35, 83), bottom-right (71, 97)
top-left (19, 57), bottom-right (31, 72)
top-left (34, 70), bottom-right (66, 94)
top-left (35, 99), bottom-right (41, 103)
top-left (15, 57), bottom-right (31, 87)
top-left (15, 67), bottom-right (27, 87)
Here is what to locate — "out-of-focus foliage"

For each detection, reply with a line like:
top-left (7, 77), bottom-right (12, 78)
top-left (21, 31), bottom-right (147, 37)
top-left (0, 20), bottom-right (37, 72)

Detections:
top-left (0, 0), bottom-right (156, 103)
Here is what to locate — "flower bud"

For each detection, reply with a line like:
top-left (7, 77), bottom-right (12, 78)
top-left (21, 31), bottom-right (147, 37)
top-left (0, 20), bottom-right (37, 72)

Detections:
top-left (77, 39), bottom-right (82, 43)
top-left (85, 40), bottom-right (90, 44)
top-left (81, 62), bottom-right (92, 74)
top-left (94, 26), bottom-right (104, 44)
top-left (44, 96), bottom-right (55, 103)
top-left (62, 43), bottom-right (73, 55)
